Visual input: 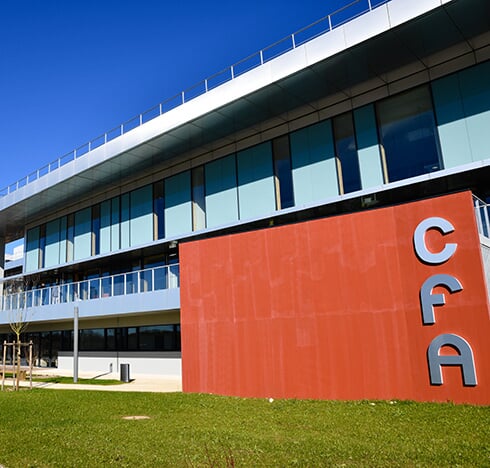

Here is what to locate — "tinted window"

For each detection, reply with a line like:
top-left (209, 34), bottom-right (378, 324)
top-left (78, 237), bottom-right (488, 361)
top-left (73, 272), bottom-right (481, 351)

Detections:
top-left (377, 85), bottom-right (441, 182)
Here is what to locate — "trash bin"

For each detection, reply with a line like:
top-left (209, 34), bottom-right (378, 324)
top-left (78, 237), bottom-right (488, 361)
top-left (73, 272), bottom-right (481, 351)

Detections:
top-left (120, 363), bottom-right (130, 382)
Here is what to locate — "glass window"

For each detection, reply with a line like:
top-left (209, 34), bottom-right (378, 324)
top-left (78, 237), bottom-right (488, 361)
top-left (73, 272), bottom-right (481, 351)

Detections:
top-left (174, 325), bottom-right (181, 352)
top-left (101, 276), bottom-right (112, 298)
top-left (205, 155), bottom-right (239, 228)
top-left (50, 331), bottom-right (61, 368)
top-left (111, 197), bottom-right (121, 251)
top-left (45, 218), bottom-right (61, 268)
top-left (40, 331), bottom-right (54, 367)
top-left (139, 269), bottom-right (153, 292)
top-left (113, 274), bottom-right (125, 296)
top-left (25, 227), bottom-right (40, 272)
top-left (74, 208), bottom-right (92, 261)
top-left (79, 280), bottom-right (89, 300)
top-left (153, 181), bottom-right (165, 240)
top-left (106, 329), bottom-right (116, 350)
top-left (168, 259), bottom-right (179, 288)
top-left (333, 112), bottom-right (362, 194)
top-left (63, 330), bottom-right (74, 352)
top-left (80, 328), bottom-right (105, 351)
top-left (120, 193), bottom-right (130, 249)
top-left (125, 272), bottom-right (138, 294)
top-left (272, 136), bottom-right (294, 209)
top-left (237, 142), bottom-right (276, 220)
top-left (139, 325), bottom-right (180, 351)
top-left (89, 278), bottom-right (100, 299)
top-left (92, 205), bottom-right (100, 256)
top-left (39, 224), bottom-right (46, 269)
top-left (130, 185), bottom-right (153, 247)
top-left (99, 200), bottom-right (111, 254)
top-left (140, 325), bottom-right (163, 350)
top-left (290, 119), bottom-right (339, 204)
top-left (154, 266), bottom-right (168, 290)
top-left (165, 171), bottom-right (192, 237)
top-left (116, 327), bottom-right (127, 350)
top-left (41, 285), bottom-right (50, 305)
top-left (127, 327), bottom-right (138, 350)
top-left (192, 166), bottom-right (206, 231)
top-left (66, 214), bottom-right (74, 262)
top-left (377, 85), bottom-right (442, 182)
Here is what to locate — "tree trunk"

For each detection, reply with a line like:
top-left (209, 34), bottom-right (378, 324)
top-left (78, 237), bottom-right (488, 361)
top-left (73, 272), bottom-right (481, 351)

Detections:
top-left (15, 337), bottom-right (21, 391)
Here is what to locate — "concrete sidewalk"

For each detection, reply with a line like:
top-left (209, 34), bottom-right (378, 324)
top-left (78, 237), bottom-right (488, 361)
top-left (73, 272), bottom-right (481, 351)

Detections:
top-left (4, 369), bottom-right (182, 393)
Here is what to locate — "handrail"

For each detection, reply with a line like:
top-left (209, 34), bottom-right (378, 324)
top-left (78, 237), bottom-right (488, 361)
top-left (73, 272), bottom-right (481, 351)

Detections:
top-left (0, 0), bottom-right (391, 199)
top-left (0, 264), bottom-right (180, 312)
top-left (474, 195), bottom-right (490, 239)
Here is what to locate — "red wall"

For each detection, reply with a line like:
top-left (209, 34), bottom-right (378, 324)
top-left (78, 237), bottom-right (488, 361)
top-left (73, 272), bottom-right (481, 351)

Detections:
top-left (180, 191), bottom-right (490, 404)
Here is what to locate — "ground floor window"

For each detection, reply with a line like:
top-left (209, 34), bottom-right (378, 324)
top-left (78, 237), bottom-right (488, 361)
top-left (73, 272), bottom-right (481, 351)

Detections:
top-left (60, 324), bottom-right (181, 352)
top-left (0, 324), bottom-right (181, 367)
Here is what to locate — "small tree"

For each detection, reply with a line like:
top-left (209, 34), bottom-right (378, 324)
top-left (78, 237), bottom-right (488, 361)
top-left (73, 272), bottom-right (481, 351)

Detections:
top-left (6, 276), bottom-right (37, 390)
top-left (9, 308), bottom-right (29, 390)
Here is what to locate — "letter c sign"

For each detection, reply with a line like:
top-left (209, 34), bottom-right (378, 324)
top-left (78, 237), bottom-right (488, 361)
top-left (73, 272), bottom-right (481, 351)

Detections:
top-left (414, 217), bottom-right (457, 264)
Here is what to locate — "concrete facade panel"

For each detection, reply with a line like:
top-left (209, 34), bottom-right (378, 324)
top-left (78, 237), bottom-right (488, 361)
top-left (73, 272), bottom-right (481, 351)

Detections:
top-left (387, 0), bottom-right (442, 29)
top-left (344, 5), bottom-right (390, 48)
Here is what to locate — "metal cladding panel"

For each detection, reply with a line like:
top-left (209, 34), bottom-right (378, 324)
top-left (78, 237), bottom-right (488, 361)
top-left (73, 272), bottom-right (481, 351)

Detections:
top-left (180, 191), bottom-right (490, 404)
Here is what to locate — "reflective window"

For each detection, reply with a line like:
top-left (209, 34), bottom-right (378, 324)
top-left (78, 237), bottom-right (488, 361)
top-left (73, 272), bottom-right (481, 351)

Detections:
top-left (128, 327), bottom-right (138, 350)
top-left (154, 267), bottom-right (168, 290)
top-left (92, 205), bottom-right (100, 256)
top-left (66, 214), bottom-right (74, 262)
top-left (126, 272), bottom-right (138, 294)
top-left (101, 277), bottom-right (112, 297)
top-left (140, 325), bottom-right (180, 351)
top-left (39, 225), bottom-right (46, 269)
top-left (333, 112), bottom-right (361, 194)
top-left (153, 181), bottom-right (165, 240)
top-left (192, 166), bottom-right (206, 230)
top-left (272, 136), bottom-right (294, 209)
top-left (61, 331), bottom-right (73, 351)
top-left (377, 85), bottom-right (442, 182)
top-left (113, 274), bottom-right (124, 296)
top-left (139, 270), bottom-right (153, 292)
top-left (80, 328), bottom-right (105, 351)
top-left (106, 328), bottom-right (116, 351)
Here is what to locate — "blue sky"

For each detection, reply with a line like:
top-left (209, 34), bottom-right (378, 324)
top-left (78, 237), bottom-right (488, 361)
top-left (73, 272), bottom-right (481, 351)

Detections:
top-left (1, 0), bottom-right (358, 251)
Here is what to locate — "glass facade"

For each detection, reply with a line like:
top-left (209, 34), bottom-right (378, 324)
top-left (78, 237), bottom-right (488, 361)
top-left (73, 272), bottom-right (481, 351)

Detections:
top-left (237, 142), bottom-right (276, 220)
top-left (23, 62), bottom-right (490, 273)
top-left (333, 112), bottom-right (362, 194)
top-left (205, 154), bottom-right (239, 228)
top-left (377, 85), bottom-right (442, 183)
top-left (290, 119), bottom-right (338, 205)
top-left (191, 166), bottom-right (206, 231)
top-left (272, 136), bottom-right (294, 210)
top-left (67, 324), bottom-right (181, 352)
top-left (0, 324), bottom-right (181, 367)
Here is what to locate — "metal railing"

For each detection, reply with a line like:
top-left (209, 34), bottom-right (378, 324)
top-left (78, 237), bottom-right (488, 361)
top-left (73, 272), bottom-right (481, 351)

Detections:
top-left (0, 0), bottom-right (391, 199)
top-left (474, 196), bottom-right (490, 239)
top-left (1, 264), bottom-right (179, 312)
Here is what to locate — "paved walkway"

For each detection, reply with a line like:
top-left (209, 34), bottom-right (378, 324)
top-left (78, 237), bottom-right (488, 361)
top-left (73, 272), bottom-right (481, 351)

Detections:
top-left (3, 369), bottom-right (182, 393)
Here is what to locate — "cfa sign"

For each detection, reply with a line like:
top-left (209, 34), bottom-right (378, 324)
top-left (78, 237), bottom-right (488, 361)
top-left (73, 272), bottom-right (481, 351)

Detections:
top-left (414, 217), bottom-right (477, 386)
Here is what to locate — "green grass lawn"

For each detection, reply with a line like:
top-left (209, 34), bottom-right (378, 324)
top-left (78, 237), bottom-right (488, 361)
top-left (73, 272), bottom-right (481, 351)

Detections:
top-left (0, 390), bottom-right (487, 467)
top-left (33, 376), bottom-right (124, 385)
top-left (2, 374), bottom-right (123, 385)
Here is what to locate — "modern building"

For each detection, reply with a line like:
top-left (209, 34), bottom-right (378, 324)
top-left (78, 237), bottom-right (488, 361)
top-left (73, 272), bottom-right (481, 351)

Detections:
top-left (0, 0), bottom-right (489, 404)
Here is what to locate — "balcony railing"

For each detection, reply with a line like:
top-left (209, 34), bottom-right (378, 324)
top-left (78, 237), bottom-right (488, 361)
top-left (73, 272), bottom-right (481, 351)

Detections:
top-left (0, 0), bottom-right (391, 199)
top-left (474, 196), bottom-right (490, 239)
top-left (1, 264), bottom-right (179, 312)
